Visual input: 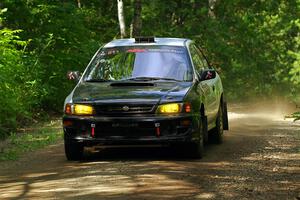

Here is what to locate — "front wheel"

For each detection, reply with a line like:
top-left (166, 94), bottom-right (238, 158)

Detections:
top-left (64, 141), bottom-right (84, 161)
top-left (189, 139), bottom-right (204, 158)
top-left (188, 115), bottom-right (205, 158)
top-left (209, 103), bottom-right (224, 144)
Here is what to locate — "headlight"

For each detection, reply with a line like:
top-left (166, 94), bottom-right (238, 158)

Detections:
top-left (157, 103), bottom-right (192, 114)
top-left (74, 104), bottom-right (94, 115)
top-left (65, 104), bottom-right (95, 115)
top-left (157, 103), bottom-right (182, 113)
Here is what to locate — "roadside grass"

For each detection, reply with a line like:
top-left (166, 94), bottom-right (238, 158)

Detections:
top-left (0, 119), bottom-right (62, 161)
top-left (285, 111), bottom-right (300, 121)
top-left (292, 111), bottom-right (300, 121)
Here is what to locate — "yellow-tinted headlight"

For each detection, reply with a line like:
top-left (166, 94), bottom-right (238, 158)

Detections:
top-left (157, 103), bottom-right (181, 113)
top-left (74, 104), bottom-right (94, 115)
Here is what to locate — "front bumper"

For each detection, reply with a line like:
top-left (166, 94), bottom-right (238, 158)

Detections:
top-left (63, 114), bottom-right (200, 146)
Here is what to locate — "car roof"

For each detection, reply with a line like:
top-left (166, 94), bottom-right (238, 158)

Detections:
top-left (103, 37), bottom-right (191, 48)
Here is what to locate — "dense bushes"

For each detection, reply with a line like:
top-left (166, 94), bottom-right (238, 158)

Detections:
top-left (0, 22), bottom-right (27, 137)
top-left (0, 2), bottom-right (104, 137)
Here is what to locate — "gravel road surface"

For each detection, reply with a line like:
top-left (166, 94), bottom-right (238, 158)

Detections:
top-left (0, 106), bottom-right (299, 200)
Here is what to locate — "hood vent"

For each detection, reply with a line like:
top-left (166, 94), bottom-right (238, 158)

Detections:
top-left (110, 82), bottom-right (155, 87)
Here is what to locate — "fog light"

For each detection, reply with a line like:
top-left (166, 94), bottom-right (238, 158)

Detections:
top-left (63, 120), bottom-right (73, 127)
top-left (180, 119), bottom-right (191, 126)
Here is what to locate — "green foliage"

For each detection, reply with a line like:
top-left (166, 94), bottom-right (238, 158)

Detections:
top-left (0, 1), bottom-right (110, 138)
top-left (139, 0), bottom-right (300, 101)
top-left (0, 26), bottom-right (28, 136)
top-left (292, 112), bottom-right (300, 121)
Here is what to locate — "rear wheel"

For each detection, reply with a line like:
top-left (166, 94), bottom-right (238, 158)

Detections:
top-left (64, 141), bottom-right (84, 161)
top-left (203, 115), bottom-right (208, 143)
top-left (223, 101), bottom-right (229, 130)
top-left (209, 103), bottom-right (224, 144)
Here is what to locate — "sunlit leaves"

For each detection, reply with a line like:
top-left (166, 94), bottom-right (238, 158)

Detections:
top-left (0, 27), bottom-right (27, 136)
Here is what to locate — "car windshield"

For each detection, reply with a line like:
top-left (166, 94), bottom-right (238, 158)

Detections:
top-left (83, 46), bottom-right (193, 82)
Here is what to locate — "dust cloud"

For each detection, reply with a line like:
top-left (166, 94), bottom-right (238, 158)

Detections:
top-left (228, 98), bottom-right (297, 123)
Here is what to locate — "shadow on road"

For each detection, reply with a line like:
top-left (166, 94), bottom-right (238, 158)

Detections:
top-left (0, 109), bottom-right (299, 200)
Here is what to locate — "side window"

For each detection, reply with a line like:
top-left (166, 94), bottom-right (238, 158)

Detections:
top-left (189, 44), bottom-right (205, 74)
top-left (195, 45), bottom-right (210, 70)
top-left (202, 57), bottom-right (210, 69)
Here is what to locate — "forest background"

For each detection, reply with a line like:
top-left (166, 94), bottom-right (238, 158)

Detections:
top-left (0, 0), bottom-right (299, 138)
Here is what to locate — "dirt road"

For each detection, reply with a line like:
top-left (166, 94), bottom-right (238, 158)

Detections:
top-left (0, 107), bottom-right (299, 200)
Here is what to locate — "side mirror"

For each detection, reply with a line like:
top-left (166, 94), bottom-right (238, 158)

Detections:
top-left (200, 69), bottom-right (216, 81)
top-left (67, 71), bottom-right (81, 81)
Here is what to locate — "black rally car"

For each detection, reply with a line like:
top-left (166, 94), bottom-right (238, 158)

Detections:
top-left (63, 37), bottom-right (228, 160)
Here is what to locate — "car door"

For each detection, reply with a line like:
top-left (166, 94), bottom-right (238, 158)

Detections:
top-left (197, 46), bottom-right (220, 123)
top-left (189, 44), bottom-right (215, 123)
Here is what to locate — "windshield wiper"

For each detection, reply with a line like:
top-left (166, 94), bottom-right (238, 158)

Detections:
top-left (126, 77), bottom-right (182, 82)
top-left (156, 77), bottom-right (183, 82)
top-left (85, 79), bottom-right (110, 82)
top-left (126, 77), bottom-right (159, 81)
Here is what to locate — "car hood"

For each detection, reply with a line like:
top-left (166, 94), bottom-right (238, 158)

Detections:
top-left (70, 81), bottom-right (193, 104)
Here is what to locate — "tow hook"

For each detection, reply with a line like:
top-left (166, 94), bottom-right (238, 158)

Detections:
top-left (91, 123), bottom-right (96, 137)
top-left (155, 123), bottom-right (160, 137)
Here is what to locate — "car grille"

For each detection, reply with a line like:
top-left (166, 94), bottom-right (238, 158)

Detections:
top-left (94, 104), bottom-right (155, 115)
top-left (93, 120), bottom-right (189, 138)
top-left (95, 121), bottom-right (155, 138)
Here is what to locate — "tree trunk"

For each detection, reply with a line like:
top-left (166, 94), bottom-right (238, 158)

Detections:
top-left (130, 0), bottom-right (142, 38)
top-left (0, 6), bottom-right (5, 29)
top-left (208, 0), bottom-right (217, 18)
top-left (77, 0), bottom-right (81, 8)
top-left (117, 0), bottom-right (126, 38)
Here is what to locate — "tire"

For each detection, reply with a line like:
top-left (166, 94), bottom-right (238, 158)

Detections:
top-left (203, 115), bottom-right (208, 144)
top-left (188, 115), bottom-right (205, 158)
top-left (223, 101), bottom-right (229, 130)
top-left (64, 140), bottom-right (84, 161)
top-left (209, 103), bottom-right (224, 144)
